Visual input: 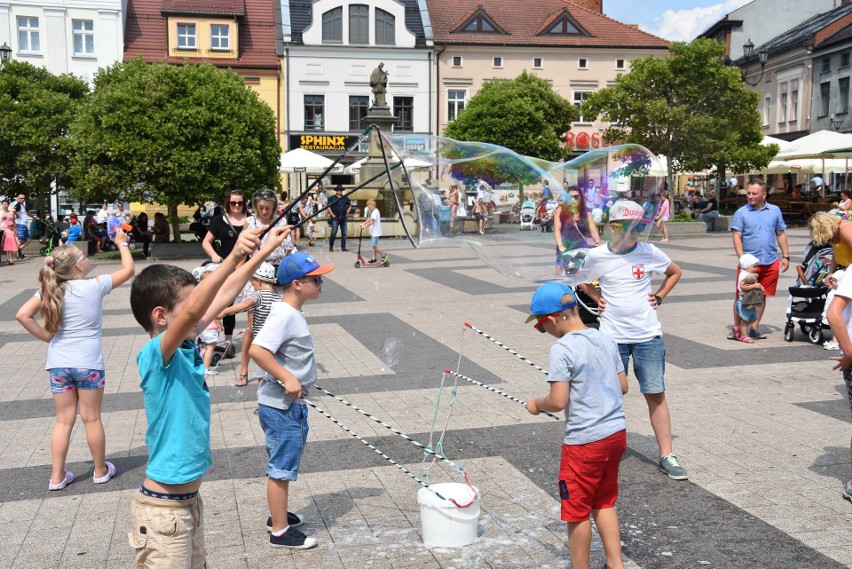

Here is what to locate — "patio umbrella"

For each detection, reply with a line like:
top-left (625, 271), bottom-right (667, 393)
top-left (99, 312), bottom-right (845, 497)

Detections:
top-left (279, 148), bottom-right (343, 173)
top-left (343, 154), bottom-right (431, 175)
top-left (774, 130), bottom-right (852, 160)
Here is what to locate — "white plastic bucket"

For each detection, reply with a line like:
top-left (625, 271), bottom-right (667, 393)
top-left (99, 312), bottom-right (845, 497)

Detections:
top-left (417, 483), bottom-right (480, 547)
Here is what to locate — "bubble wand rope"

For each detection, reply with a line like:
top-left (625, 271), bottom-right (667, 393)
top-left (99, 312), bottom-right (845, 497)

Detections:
top-left (463, 322), bottom-right (549, 376)
top-left (312, 383), bottom-right (464, 472)
top-left (445, 370), bottom-right (562, 422)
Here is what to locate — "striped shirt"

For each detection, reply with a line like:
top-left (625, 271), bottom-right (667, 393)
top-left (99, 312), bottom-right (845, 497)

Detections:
top-left (249, 289), bottom-right (283, 336)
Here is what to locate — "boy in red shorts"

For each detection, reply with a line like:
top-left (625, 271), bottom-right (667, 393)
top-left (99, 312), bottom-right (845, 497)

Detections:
top-left (525, 283), bottom-right (629, 569)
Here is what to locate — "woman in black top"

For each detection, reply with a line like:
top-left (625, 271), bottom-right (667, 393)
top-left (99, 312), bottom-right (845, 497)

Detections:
top-left (201, 189), bottom-right (247, 338)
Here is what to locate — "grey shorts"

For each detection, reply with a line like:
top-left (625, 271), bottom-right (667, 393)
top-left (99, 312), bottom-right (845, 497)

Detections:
top-left (842, 368), bottom-right (852, 418)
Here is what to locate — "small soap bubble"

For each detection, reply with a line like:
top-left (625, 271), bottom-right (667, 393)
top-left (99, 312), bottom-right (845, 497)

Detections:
top-left (377, 337), bottom-right (403, 367)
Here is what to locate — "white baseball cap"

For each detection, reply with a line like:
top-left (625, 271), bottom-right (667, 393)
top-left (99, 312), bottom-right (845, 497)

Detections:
top-left (608, 200), bottom-right (646, 221)
top-left (739, 254), bottom-right (760, 269)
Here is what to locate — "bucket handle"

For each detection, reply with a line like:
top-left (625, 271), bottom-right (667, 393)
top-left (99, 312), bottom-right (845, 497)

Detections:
top-left (434, 471), bottom-right (479, 509)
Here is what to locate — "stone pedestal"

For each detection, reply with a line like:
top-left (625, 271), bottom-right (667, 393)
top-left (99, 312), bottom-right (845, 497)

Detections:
top-left (359, 106), bottom-right (401, 188)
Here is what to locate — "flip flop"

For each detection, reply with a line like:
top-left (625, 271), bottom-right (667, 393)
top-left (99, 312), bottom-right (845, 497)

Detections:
top-left (235, 374), bottom-right (249, 387)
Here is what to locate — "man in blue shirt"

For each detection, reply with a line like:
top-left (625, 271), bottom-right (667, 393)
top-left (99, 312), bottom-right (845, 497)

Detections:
top-left (730, 179), bottom-right (790, 339)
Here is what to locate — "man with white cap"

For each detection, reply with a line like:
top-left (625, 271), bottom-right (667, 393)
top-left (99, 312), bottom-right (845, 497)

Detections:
top-left (579, 199), bottom-right (687, 480)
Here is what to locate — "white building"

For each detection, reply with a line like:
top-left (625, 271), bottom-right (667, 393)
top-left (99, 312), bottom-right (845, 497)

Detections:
top-left (0, 0), bottom-right (124, 83)
top-left (277, 0), bottom-right (433, 166)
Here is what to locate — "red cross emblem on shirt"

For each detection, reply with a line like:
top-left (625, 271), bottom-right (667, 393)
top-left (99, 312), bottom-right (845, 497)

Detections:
top-left (632, 265), bottom-right (645, 279)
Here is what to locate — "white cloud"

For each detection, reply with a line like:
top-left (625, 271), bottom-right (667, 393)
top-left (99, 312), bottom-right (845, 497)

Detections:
top-left (642, 0), bottom-right (752, 42)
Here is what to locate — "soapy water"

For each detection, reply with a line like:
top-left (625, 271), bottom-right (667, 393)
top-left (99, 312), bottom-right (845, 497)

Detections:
top-left (378, 337), bottom-right (403, 368)
top-left (376, 133), bottom-right (665, 286)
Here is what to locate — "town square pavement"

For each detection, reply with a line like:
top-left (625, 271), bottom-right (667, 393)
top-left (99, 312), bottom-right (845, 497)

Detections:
top-left (0, 225), bottom-right (850, 568)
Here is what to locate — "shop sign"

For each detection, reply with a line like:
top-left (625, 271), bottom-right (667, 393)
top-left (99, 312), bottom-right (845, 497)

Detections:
top-left (563, 130), bottom-right (602, 149)
top-left (290, 134), bottom-right (365, 152)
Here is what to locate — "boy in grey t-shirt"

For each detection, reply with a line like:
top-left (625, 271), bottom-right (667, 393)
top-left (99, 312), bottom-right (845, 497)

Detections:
top-left (525, 283), bottom-right (628, 569)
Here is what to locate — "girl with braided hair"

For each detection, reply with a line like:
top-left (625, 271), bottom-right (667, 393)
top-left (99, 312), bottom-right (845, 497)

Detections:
top-left (16, 228), bottom-right (135, 490)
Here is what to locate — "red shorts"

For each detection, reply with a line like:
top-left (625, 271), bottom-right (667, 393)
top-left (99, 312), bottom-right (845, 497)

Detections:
top-left (559, 429), bottom-right (626, 522)
top-left (735, 261), bottom-right (780, 298)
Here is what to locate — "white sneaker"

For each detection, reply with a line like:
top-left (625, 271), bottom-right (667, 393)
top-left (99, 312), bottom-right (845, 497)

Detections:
top-left (824, 340), bottom-right (840, 351)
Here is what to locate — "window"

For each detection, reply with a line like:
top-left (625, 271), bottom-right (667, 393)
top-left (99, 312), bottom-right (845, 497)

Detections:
top-left (820, 82), bottom-right (830, 117)
top-left (616, 58), bottom-right (625, 70)
top-left (843, 52), bottom-right (851, 68)
top-left (72, 19), bottom-right (94, 55)
top-left (210, 24), bottom-right (229, 50)
top-left (452, 55), bottom-right (462, 66)
top-left (573, 92), bottom-right (590, 122)
top-left (393, 97), bottom-right (413, 132)
top-left (533, 57), bottom-right (542, 68)
top-left (305, 95), bottom-right (324, 131)
top-left (350, 5), bottom-right (369, 44)
top-left (543, 13), bottom-right (585, 36)
top-left (177, 23), bottom-right (196, 49)
top-left (779, 93), bottom-right (787, 124)
top-left (791, 90), bottom-right (798, 121)
top-left (763, 95), bottom-right (771, 125)
top-left (493, 56), bottom-right (502, 67)
top-left (822, 57), bottom-right (831, 74)
top-left (457, 9), bottom-right (506, 34)
top-left (323, 8), bottom-right (342, 42)
top-left (448, 90), bottom-right (466, 122)
top-left (17, 17), bottom-right (40, 53)
top-left (375, 8), bottom-right (394, 45)
top-left (841, 77), bottom-right (850, 114)
top-left (578, 58), bottom-right (588, 69)
top-left (349, 95), bottom-right (369, 131)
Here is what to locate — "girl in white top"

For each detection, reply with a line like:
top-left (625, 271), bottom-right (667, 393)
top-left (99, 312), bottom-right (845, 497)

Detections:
top-left (16, 228), bottom-right (135, 491)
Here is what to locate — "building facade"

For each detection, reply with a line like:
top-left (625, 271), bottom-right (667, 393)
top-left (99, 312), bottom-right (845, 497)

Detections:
top-left (0, 0), bottom-right (124, 82)
top-left (425, 0), bottom-right (668, 155)
top-left (277, 0), bottom-right (433, 167)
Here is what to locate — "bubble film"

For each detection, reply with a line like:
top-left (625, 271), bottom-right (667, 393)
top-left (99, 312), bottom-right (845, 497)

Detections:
top-left (377, 337), bottom-right (403, 368)
top-left (381, 135), bottom-right (666, 285)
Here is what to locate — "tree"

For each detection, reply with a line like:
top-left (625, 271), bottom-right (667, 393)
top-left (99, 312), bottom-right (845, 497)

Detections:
top-left (443, 71), bottom-right (577, 186)
top-left (69, 59), bottom-right (281, 239)
top-left (582, 38), bottom-right (777, 191)
top-left (0, 61), bottom-right (88, 211)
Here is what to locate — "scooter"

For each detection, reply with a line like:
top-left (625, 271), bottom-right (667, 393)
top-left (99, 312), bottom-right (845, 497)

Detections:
top-left (354, 229), bottom-right (390, 268)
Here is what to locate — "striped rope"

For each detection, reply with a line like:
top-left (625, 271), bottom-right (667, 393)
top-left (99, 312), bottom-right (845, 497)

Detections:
top-left (464, 322), bottom-right (548, 375)
top-left (445, 370), bottom-right (561, 422)
top-left (313, 383), bottom-right (464, 472)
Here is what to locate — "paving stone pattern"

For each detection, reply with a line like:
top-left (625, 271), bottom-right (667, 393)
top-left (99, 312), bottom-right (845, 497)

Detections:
top-left (0, 227), bottom-right (850, 568)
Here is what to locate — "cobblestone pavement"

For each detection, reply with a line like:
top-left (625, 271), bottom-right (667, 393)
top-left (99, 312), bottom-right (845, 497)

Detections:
top-left (0, 226), bottom-right (850, 569)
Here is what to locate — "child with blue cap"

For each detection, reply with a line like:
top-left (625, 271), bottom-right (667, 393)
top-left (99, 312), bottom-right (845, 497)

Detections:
top-left (525, 283), bottom-right (628, 569)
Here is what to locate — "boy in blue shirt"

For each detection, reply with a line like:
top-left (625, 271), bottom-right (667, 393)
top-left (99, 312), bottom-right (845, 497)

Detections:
top-left (525, 283), bottom-right (629, 569)
top-left (127, 226), bottom-right (290, 567)
top-left (250, 252), bottom-right (334, 549)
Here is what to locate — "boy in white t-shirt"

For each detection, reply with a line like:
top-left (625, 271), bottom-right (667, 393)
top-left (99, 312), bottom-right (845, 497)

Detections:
top-left (578, 199), bottom-right (687, 480)
top-left (735, 254), bottom-right (765, 345)
top-left (359, 199), bottom-right (387, 264)
top-left (825, 269), bottom-right (852, 503)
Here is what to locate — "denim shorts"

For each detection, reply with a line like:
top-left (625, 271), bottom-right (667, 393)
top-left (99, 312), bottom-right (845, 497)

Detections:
top-left (736, 299), bottom-right (758, 322)
top-left (370, 236), bottom-right (380, 247)
top-left (258, 403), bottom-right (309, 481)
top-left (48, 368), bottom-right (105, 394)
top-left (617, 337), bottom-right (665, 394)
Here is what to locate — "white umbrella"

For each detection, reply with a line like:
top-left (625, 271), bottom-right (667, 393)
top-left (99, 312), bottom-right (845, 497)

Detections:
top-left (279, 148), bottom-right (343, 173)
top-left (343, 154), bottom-right (431, 175)
top-left (774, 130), bottom-right (852, 159)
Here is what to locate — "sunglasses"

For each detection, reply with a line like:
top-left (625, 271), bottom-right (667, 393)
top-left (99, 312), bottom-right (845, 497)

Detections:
top-left (533, 313), bottom-right (560, 333)
top-left (302, 276), bottom-right (323, 286)
top-left (229, 200), bottom-right (244, 206)
top-left (254, 189), bottom-right (276, 199)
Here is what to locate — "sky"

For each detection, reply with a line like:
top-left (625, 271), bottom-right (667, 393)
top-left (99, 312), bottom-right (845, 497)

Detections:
top-left (603, 0), bottom-right (752, 42)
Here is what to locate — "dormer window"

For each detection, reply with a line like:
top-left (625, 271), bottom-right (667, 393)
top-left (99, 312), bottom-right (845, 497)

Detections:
top-left (541, 11), bottom-right (588, 36)
top-left (453, 8), bottom-right (507, 35)
top-left (177, 23), bottom-right (196, 49)
top-left (210, 24), bottom-right (230, 51)
top-left (375, 8), bottom-right (395, 45)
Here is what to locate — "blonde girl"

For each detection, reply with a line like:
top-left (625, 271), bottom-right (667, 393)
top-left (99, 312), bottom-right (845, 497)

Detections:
top-left (655, 191), bottom-right (671, 242)
top-left (16, 229), bottom-right (135, 490)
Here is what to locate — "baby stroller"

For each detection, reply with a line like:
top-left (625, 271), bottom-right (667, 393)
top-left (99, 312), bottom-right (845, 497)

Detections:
top-left (39, 216), bottom-right (59, 256)
top-left (539, 202), bottom-right (556, 233)
top-left (783, 243), bottom-right (833, 344)
top-left (519, 200), bottom-right (537, 230)
top-left (437, 203), bottom-right (453, 236)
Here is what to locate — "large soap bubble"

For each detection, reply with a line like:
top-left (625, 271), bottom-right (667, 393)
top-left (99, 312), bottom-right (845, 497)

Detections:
top-left (379, 134), bottom-right (665, 285)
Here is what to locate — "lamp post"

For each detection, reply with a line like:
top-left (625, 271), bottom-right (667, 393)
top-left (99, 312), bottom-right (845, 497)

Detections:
top-left (741, 39), bottom-right (769, 87)
top-left (0, 42), bottom-right (11, 63)
top-left (830, 114), bottom-right (843, 131)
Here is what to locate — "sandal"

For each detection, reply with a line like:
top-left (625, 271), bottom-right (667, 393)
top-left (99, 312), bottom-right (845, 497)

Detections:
top-left (739, 335), bottom-right (754, 344)
top-left (235, 374), bottom-right (249, 387)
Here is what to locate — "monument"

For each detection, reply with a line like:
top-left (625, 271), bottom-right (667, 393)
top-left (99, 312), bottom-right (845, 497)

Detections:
top-left (359, 62), bottom-right (403, 193)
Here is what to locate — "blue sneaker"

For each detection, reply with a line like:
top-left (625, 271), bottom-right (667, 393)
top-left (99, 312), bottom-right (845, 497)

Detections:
top-left (659, 453), bottom-right (688, 480)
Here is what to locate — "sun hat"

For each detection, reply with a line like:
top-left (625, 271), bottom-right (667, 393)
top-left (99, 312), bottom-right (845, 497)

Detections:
top-left (252, 262), bottom-right (278, 284)
top-left (525, 283), bottom-right (578, 324)
top-left (739, 254), bottom-right (760, 269)
top-left (276, 252), bottom-right (335, 285)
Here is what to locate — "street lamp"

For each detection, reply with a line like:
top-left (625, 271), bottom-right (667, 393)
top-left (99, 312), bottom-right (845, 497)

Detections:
top-left (741, 38), bottom-right (769, 87)
top-left (830, 114), bottom-right (843, 131)
top-left (0, 42), bottom-right (11, 63)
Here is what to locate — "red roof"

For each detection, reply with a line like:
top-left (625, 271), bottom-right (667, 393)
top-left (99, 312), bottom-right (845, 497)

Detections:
top-left (425, 0), bottom-right (669, 48)
top-left (125, 0), bottom-right (277, 70)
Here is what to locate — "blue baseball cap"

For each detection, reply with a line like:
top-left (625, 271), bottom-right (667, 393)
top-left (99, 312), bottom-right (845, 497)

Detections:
top-left (525, 283), bottom-right (578, 324)
top-left (276, 252), bottom-right (335, 285)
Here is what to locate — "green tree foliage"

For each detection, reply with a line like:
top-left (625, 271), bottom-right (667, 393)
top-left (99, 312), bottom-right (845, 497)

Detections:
top-left (0, 61), bottom-right (88, 208)
top-left (69, 59), bottom-right (281, 239)
top-left (582, 38), bottom-right (777, 181)
top-left (443, 71), bottom-right (577, 184)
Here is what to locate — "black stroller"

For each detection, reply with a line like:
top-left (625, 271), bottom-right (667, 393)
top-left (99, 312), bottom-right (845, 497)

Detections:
top-left (39, 216), bottom-right (59, 256)
top-left (783, 243), bottom-right (833, 344)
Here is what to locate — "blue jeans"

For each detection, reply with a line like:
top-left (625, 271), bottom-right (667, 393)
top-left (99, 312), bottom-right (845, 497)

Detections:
top-left (258, 403), bottom-right (309, 481)
top-left (617, 337), bottom-right (666, 394)
top-left (329, 217), bottom-right (347, 250)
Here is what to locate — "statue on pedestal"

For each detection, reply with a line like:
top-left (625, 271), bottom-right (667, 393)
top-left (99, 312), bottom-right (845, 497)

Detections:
top-left (370, 62), bottom-right (389, 108)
